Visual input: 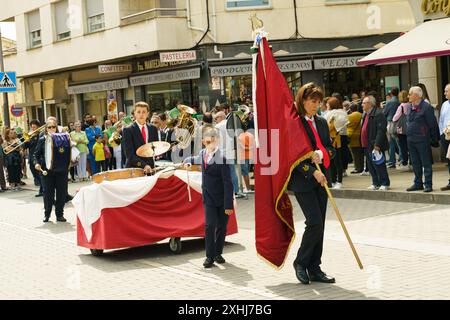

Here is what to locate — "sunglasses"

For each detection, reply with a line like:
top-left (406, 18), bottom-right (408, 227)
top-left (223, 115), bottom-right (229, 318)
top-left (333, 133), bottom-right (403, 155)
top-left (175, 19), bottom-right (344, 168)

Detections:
top-left (204, 139), bottom-right (215, 145)
top-left (47, 126), bottom-right (57, 129)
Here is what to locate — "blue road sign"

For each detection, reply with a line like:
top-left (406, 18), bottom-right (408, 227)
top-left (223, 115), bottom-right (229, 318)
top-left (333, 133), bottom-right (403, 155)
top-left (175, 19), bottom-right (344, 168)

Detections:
top-left (0, 72), bottom-right (17, 92)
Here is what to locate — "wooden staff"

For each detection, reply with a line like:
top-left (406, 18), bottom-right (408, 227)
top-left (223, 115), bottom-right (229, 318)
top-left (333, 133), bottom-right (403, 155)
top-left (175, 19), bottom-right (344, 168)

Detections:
top-left (186, 165), bottom-right (192, 202)
top-left (315, 163), bottom-right (364, 270)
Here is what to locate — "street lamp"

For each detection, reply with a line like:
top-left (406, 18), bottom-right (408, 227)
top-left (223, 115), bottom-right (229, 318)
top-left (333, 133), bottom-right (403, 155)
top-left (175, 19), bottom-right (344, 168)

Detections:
top-left (0, 24), bottom-right (11, 128)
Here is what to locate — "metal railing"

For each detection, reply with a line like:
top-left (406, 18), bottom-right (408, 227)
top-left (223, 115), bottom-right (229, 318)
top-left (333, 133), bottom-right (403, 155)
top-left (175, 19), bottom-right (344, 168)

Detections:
top-left (121, 8), bottom-right (187, 26)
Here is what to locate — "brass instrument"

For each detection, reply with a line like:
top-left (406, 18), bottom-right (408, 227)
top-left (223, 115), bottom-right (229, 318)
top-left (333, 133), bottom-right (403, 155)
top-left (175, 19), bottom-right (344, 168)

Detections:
top-left (107, 116), bottom-right (133, 148)
top-left (168, 104), bottom-right (198, 149)
top-left (4, 124), bottom-right (47, 155)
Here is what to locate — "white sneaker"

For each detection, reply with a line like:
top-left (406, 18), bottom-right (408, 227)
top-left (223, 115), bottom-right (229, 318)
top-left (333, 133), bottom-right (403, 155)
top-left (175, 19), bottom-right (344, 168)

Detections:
top-left (244, 188), bottom-right (254, 194)
top-left (379, 185), bottom-right (390, 191)
top-left (396, 164), bottom-right (409, 171)
top-left (332, 182), bottom-right (342, 189)
top-left (367, 185), bottom-right (379, 190)
top-left (360, 171), bottom-right (370, 176)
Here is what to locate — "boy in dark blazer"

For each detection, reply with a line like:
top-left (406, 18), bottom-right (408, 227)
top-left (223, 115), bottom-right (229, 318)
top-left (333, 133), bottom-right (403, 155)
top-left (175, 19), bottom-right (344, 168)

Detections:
top-left (184, 126), bottom-right (234, 268)
top-left (122, 102), bottom-right (159, 172)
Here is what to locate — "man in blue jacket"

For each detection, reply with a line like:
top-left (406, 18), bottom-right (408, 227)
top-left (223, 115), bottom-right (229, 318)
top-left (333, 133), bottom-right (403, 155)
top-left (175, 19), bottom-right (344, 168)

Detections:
top-left (406, 86), bottom-right (440, 193)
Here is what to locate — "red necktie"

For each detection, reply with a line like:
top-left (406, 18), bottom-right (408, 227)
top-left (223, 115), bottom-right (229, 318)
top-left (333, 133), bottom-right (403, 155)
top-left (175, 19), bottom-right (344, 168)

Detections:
top-left (141, 125), bottom-right (147, 143)
top-left (203, 152), bottom-right (208, 169)
top-left (307, 119), bottom-right (330, 169)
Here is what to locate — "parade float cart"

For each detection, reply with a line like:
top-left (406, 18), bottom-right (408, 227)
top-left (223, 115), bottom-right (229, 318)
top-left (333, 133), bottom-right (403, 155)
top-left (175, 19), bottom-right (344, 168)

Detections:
top-left (72, 168), bottom-right (238, 256)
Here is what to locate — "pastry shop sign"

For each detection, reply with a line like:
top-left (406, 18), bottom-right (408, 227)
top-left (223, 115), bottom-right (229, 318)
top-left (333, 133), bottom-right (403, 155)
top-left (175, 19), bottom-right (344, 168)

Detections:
top-left (160, 51), bottom-right (197, 63)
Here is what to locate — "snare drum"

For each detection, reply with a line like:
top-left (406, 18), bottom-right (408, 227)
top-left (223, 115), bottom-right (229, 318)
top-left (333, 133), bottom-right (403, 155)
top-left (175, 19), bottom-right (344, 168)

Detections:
top-left (92, 168), bottom-right (145, 184)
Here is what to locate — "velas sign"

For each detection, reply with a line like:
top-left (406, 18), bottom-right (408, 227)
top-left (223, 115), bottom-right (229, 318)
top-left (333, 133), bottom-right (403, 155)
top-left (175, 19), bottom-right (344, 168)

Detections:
top-left (10, 104), bottom-right (24, 117)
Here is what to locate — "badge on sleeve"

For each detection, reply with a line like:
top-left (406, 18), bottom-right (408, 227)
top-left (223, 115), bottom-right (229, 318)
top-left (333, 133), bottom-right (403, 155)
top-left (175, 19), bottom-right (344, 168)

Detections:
top-left (302, 164), bottom-right (309, 172)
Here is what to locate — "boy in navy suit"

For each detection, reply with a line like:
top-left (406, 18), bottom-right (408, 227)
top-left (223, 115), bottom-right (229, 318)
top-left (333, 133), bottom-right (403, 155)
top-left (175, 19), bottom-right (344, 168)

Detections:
top-left (184, 126), bottom-right (234, 268)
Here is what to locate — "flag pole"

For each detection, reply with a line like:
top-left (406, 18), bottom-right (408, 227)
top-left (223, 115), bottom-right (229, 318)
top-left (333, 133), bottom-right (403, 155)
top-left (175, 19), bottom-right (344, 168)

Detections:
top-left (315, 163), bottom-right (364, 270)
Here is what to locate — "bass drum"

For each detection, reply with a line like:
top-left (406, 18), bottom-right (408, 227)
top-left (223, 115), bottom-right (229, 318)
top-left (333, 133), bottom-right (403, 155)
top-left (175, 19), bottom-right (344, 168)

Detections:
top-left (92, 168), bottom-right (145, 184)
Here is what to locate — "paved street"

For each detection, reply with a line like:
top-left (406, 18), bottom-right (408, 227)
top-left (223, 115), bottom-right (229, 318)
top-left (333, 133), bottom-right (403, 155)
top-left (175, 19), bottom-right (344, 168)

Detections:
top-left (1, 176), bottom-right (450, 300)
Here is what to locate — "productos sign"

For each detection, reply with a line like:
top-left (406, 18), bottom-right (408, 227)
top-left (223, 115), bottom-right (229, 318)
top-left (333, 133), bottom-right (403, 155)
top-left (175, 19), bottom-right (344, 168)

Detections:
top-left (421, 0), bottom-right (450, 16)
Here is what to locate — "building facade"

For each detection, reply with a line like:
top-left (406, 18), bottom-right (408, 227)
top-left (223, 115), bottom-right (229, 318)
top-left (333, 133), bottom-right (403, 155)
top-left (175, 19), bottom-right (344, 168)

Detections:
top-left (1, 0), bottom-right (418, 125)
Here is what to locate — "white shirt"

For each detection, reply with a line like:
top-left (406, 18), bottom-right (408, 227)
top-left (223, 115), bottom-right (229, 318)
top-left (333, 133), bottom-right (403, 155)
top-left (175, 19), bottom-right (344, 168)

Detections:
top-left (215, 119), bottom-right (235, 160)
top-left (439, 100), bottom-right (450, 135)
top-left (204, 147), bottom-right (219, 165)
top-left (304, 116), bottom-right (323, 161)
top-left (136, 122), bottom-right (148, 143)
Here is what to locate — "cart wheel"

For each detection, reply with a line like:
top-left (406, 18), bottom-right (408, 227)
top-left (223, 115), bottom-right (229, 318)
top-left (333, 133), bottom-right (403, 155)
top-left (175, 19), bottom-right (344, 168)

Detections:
top-left (90, 249), bottom-right (104, 256)
top-left (169, 237), bottom-right (182, 254)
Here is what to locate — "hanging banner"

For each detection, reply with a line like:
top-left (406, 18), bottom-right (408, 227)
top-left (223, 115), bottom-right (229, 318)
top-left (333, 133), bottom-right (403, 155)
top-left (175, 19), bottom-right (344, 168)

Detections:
top-left (107, 90), bottom-right (118, 122)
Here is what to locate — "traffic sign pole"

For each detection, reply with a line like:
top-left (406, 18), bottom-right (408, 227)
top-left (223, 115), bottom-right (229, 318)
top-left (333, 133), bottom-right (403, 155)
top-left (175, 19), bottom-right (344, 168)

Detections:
top-left (0, 25), bottom-right (11, 128)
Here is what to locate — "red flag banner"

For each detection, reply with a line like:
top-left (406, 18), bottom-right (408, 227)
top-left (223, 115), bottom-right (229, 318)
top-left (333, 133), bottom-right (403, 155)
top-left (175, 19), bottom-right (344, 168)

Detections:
top-left (254, 38), bottom-right (314, 269)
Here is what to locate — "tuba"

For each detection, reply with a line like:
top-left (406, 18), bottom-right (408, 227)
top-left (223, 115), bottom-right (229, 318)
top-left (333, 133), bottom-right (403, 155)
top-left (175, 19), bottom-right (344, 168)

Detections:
top-left (170, 104), bottom-right (197, 149)
top-left (107, 116), bottom-right (133, 148)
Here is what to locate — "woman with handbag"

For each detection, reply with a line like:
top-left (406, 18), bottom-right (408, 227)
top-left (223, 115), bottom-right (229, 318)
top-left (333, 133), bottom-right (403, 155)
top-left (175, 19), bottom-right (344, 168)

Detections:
top-left (392, 90), bottom-right (410, 170)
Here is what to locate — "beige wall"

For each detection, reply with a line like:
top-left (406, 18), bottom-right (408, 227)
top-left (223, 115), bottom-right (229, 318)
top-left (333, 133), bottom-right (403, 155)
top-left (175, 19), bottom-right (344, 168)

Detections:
top-left (3, 0), bottom-right (416, 77)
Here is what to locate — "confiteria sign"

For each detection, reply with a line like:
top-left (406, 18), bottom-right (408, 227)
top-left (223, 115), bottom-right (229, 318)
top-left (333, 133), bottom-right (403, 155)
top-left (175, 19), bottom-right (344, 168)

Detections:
top-left (421, 0), bottom-right (450, 16)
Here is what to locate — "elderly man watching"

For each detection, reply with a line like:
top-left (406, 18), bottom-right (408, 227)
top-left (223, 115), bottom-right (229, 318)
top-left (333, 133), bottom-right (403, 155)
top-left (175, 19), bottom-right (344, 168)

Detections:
top-left (439, 84), bottom-right (450, 191)
top-left (361, 95), bottom-right (390, 191)
top-left (406, 86), bottom-right (440, 193)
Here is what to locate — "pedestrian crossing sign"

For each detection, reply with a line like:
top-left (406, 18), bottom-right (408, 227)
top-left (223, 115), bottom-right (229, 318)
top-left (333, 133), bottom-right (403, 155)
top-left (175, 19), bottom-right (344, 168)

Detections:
top-left (0, 72), bottom-right (17, 92)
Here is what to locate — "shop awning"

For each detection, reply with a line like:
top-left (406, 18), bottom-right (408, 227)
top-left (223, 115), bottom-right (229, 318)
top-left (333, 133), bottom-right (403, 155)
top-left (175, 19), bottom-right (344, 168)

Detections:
top-left (358, 18), bottom-right (450, 66)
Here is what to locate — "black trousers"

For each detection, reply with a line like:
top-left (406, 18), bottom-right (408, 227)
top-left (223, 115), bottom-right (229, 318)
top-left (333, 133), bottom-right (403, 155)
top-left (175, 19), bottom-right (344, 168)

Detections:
top-left (294, 186), bottom-right (328, 272)
top-left (330, 148), bottom-right (343, 183)
top-left (204, 205), bottom-right (229, 259)
top-left (350, 147), bottom-right (364, 172)
top-left (42, 171), bottom-right (68, 218)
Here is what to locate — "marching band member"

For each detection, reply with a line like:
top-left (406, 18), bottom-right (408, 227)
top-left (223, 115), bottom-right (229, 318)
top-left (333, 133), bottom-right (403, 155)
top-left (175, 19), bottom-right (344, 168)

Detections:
top-left (33, 119), bottom-right (71, 223)
top-left (288, 83), bottom-right (336, 285)
top-left (122, 102), bottom-right (158, 173)
top-left (184, 126), bottom-right (234, 268)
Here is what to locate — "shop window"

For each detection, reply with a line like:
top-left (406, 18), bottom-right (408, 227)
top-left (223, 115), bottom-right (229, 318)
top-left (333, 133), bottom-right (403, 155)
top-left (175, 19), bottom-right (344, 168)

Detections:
top-left (83, 91), bottom-right (107, 126)
top-left (226, 0), bottom-right (270, 9)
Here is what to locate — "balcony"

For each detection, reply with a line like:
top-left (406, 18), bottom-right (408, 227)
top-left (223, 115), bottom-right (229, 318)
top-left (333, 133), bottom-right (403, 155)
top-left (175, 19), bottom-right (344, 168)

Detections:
top-left (120, 0), bottom-right (187, 27)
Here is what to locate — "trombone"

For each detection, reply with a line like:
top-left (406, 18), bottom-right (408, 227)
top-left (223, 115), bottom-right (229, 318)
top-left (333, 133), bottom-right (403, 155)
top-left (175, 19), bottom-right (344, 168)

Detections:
top-left (4, 125), bottom-right (47, 155)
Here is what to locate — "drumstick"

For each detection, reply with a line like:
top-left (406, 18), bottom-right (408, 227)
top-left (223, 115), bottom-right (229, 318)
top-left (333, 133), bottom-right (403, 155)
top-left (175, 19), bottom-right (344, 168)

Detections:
top-left (186, 166), bottom-right (192, 202)
top-left (36, 166), bottom-right (48, 176)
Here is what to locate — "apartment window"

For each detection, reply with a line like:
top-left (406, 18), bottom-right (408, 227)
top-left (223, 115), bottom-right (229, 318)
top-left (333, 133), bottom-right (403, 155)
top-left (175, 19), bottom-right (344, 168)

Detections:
top-left (55, 0), bottom-right (71, 41)
top-left (86, 0), bottom-right (105, 33)
top-left (28, 10), bottom-right (41, 48)
top-left (226, 0), bottom-right (270, 9)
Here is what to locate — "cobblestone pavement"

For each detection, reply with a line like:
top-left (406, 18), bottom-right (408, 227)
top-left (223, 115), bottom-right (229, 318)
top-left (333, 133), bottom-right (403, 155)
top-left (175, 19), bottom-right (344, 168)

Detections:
top-left (1, 178), bottom-right (450, 300)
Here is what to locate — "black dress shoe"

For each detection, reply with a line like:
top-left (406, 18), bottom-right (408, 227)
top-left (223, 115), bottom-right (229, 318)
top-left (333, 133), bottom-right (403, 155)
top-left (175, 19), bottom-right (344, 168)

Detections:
top-left (309, 270), bottom-right (336, 284)
top-left (43, 217), bottom-right (50, 223)
top-left (423, 187), bottom-right (433, 193)
top-left (293, 263), bottom-right (310, 284)
top-left (214, 255), bottom-right (226, 264)
top-left (441, 185), bottom-right (450, 191)
top-left (56, 217), bottom-right (67, 222)
top-left (203, 257), bottom-right (214, 268)
top-left (35, 193), bottom-right (43, 197)
top-left (406, 185), bottom-right (424, 192)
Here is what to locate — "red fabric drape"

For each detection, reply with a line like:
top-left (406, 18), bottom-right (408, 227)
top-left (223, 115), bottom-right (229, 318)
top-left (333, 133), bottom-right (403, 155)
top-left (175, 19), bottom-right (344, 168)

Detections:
top-left (255, 38), bottom-right (313, 269)
top-left (77, 176), bottom-right (238, 250)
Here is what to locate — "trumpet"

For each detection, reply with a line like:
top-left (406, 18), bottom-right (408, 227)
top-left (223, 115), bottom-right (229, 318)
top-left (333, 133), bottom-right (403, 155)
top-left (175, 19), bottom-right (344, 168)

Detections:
top-left (4, 124), bottom-right (47, 155)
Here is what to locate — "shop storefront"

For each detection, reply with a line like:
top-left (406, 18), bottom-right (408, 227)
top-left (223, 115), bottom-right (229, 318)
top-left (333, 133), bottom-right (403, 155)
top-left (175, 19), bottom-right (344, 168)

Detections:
top-left (67, 78), bottom-right (129, 126)
top-left (130, 66), bottom-right (201, 114)
top-left (209, 60), bottom-right (311, 106)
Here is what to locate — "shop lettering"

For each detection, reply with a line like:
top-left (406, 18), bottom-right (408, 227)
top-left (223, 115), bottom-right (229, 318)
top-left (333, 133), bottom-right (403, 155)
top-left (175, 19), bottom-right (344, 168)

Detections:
top-left (421, 0), bottom-right (450, 16)
top-left (137, 59), bottom-right (188, 72)
top-left (130, 68), bottom-right (200, 86)
top-left (210, 60), bottom-right (312, 77)
top-left (314, 57), bottom-right (364, 70)
top-left (160, 51), bottom-right (196, 63)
